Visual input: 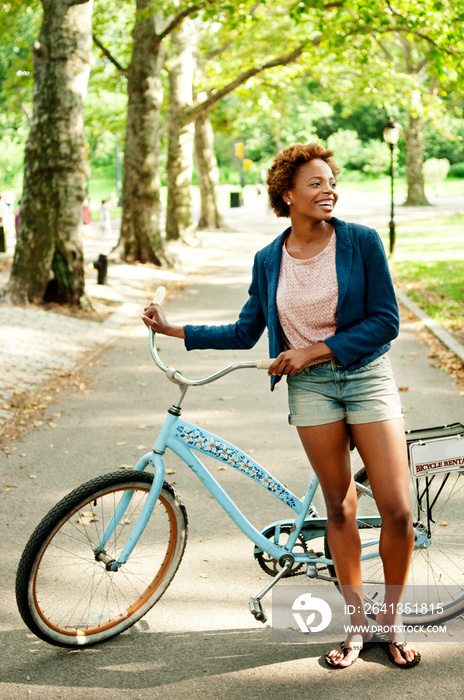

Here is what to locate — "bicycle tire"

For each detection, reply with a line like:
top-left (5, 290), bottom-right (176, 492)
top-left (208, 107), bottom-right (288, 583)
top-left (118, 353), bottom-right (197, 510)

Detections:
top-left (16, 470), bottom-right (188, 647)
top-left (324, 468), bottom-right (464, 624)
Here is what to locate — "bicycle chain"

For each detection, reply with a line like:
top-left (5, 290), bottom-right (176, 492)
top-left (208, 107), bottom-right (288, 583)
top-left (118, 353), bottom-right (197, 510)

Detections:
top-left (257, 518), bottom-right (381, 578)
top-left (256, 528), bottom-right (310, 578)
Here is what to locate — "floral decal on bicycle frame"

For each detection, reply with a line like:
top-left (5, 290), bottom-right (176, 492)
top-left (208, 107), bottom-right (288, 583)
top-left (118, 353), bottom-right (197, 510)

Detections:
top-left (175, 424), bottom-right (298, 509)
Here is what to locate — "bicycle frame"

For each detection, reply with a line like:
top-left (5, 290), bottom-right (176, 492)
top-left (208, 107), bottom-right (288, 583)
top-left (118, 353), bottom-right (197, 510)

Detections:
top-left (97, 410), bottom-right (381, 572)
top-left (17, 285), bottom-right (464, 647)
top-left (95, 323), bottom-right (382, 573)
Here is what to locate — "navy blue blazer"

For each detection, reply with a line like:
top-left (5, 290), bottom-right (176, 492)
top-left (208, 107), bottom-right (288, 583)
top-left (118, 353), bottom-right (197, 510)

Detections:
top-left (184, 217), bottom-right (400, 389)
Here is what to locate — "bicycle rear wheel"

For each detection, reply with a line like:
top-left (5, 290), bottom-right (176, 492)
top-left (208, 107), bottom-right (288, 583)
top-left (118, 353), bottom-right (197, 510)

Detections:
top-left (349, 467), bottom-right (464, 623)
top-left (16, 471), bottom-right (188, 647)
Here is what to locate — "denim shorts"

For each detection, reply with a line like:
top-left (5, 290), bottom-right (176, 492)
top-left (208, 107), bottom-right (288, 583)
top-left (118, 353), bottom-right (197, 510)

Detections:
top-left (287, 355), bottom-right (403, 427)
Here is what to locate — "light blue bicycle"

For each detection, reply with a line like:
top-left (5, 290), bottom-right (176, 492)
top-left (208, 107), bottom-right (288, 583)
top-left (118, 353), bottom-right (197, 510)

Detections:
top-left (16, 289), bottom-right (464, 647)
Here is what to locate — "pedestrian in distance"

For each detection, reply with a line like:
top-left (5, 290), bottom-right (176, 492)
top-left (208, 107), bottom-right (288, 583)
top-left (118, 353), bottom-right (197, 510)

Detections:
top-left (0, 194), bottom-right (7, 253)
top-left (99, 197), bottom-right (111, 236)
top-left (83, 191), bottom-right (91, 226)
top-left (15, 200), bottom-right (21, 237)
top-left (141, 142), bottom-right (421, 670)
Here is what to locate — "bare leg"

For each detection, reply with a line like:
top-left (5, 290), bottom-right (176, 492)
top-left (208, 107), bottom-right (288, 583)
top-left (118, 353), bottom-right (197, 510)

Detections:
top-left (297, 420), bottom-right (372, 667)
top-left (351, 418), bottom-right (419, 665)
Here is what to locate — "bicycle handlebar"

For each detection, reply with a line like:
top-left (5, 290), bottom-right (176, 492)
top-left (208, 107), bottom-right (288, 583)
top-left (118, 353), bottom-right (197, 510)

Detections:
top-left (152, 286), bottom-right (166, 306)
top-left (148, 286), bottom-right (273, 387)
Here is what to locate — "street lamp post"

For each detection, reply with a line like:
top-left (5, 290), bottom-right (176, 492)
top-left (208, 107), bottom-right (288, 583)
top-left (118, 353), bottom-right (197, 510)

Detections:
top-left (382, 117), bottom-right (403, 256)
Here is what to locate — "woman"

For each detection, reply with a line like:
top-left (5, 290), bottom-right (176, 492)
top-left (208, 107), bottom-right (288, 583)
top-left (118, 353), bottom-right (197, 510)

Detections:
top-left (142, 143), bottom-right (420, 669)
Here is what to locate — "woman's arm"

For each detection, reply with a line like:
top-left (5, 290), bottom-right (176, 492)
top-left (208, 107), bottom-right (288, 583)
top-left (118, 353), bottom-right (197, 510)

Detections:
top-left (325, 227), bottom-right (399, 366)
top-left (183, 253), bottom-right (268, 352)
top-left (141, 252), bottom-right (268, 351)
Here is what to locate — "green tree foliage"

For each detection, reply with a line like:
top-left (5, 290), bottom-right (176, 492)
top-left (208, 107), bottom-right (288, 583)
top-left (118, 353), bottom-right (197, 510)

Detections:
top-left (0, 2), bottom-right (41, 189)
top-left (205, 0), bottom-right (464, 187)
top-left (80, 0), bottom-right (132, 189)
top-left (424, 115), bottom-right (464, 165)
top-left (1, 0), bottom-right (464, 248)
top-left (0, 2), bottom-right (40, 113)
top-left (290, 0), bottom-right (464, 201)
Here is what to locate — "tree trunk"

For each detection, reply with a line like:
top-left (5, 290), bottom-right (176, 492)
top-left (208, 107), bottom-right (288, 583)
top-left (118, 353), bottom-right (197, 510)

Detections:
top-left (119, 2), bottom-right (166, 264)
top-left (165, 18), bottom-right (196, 241)
top-left (403, 113), bottom-right (431, 206)
top-left (165, 42), bottom-right (308, 239)
top-left (8, 0), bottom-right (93, 305)
top-left (194, 110), bottom-right (224, 230)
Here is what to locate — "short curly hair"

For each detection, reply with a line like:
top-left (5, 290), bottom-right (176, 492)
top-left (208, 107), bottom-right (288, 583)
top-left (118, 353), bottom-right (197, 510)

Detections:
top-left (267, 143), bottom-right (340, 218)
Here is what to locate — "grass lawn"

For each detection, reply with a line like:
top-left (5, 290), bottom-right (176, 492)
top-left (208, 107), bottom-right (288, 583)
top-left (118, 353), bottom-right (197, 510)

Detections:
top-left (5, 162), bottom-right (462, 344)
top-left (84, 165), bottom-right (462, 344)
top-left (342, 175), bottom-right (464, 198)
top-left (378, 213), bottom-right (464, 341)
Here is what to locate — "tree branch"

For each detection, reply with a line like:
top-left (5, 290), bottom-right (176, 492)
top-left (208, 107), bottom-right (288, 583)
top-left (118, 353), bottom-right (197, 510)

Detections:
top-left (204, 1), bottom-right (264, 60)
top-left (417, 55), bottom-right (429, 73)
top-left (129, 0), bottom-right (214, 47)
top-left (393, 25), bottom-right (460, 56)
top-left (93, 34), bottom-right (128, 75)
top-left (381, 2), bottom-right (462, 57)
top-left (156, 1), bottom-right (212, 42)
top-left (399, 33), bottom-right (414, 73)
top-left (376, 38), bottom-right (394, 61)
top-left (205, 38), bottom-right (234, 60)
top-left (188, 41), bottom-right (314, 121)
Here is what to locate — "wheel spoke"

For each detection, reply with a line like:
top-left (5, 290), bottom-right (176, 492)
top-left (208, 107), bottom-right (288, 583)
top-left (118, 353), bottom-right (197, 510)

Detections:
top-left (352, 467), bottom-right (464, 621)
top-left (16, 472), bottom-right (187, 646)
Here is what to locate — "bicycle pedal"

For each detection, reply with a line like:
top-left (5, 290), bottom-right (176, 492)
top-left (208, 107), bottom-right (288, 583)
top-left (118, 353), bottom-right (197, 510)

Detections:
top-left (306, 549), bottom-right (323, 578)
top-left (306, 563), bottom-right (318, 578)
top-left (248, 597), bottom-right (268, 623)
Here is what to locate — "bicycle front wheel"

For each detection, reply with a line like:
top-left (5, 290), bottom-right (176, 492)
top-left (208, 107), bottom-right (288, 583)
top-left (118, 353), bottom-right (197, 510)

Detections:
top-left (353, 467), bottom-right (464, 624)
top-left (16, 471), bottom-right (188, 647)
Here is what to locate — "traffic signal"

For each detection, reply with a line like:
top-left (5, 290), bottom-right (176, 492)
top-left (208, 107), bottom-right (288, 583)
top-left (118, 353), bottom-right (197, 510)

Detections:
top-left (234, 141), bottom-right (244, 159)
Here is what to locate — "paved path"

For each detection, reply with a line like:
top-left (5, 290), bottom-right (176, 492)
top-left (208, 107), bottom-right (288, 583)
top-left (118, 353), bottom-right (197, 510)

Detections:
top-left (1, 190), bottom-right (464, 699)
top-left (1, 188), bottom-right (463, 428)
top-left (0, 227), bottom-right (179, 427)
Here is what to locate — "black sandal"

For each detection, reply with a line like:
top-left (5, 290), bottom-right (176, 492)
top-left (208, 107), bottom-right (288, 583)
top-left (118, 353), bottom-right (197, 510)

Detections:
top-left (384, 640), bottom-right (421, 668)
top-left (325, 640), bottom-right (374, 669)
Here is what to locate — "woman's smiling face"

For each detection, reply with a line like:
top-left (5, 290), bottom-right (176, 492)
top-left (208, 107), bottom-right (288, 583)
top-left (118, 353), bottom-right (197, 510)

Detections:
top-left (285, 159), bottom-right (338, 221)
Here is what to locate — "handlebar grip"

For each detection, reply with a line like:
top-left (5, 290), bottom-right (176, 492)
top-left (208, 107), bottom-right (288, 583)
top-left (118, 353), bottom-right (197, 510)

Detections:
top-left (256, 359), bottom-right (274, 370)
top-left (152, 286), bottom-right (166, 306)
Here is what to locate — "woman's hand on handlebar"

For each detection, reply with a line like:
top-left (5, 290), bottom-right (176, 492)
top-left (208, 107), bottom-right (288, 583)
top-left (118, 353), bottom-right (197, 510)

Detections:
top-left (268, 343), bottom-right (334, 376)
top-left (141, 304), bottom-right (185, 339)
